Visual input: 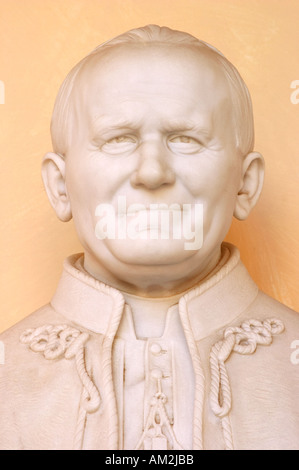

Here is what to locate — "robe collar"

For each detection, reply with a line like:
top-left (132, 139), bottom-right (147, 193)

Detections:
top-left (51, 242), bottom-right (259, 341)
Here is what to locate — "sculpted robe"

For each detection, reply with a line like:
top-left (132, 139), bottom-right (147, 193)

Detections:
top-left (0, 243), bottom-right (299, 450)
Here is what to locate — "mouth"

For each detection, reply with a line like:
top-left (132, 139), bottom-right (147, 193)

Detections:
top-left (125, 204), bottom-right (183, 216)
top-left (95, 199), bottom-right (203, 250)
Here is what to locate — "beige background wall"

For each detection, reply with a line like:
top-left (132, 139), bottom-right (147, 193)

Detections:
top-left (0, 0), bottom-right (298, 333)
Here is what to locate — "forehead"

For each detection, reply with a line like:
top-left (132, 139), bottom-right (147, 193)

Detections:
top-left (72, 43), bottom-right (231, 124)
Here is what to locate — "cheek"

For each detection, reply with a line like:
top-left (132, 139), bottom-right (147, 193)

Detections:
top-left (182, 154), bottom-right (240, 199)
top-left (215, 162), bottom-right (240, 199)
top-left (210, 167), bottom-right (241, 223)
top-left (65, 168), bottom-right (98, 219)
top-left (201, 164), bottom-right (239, 241)
top-left (65, 148), bottom-right (132, 202)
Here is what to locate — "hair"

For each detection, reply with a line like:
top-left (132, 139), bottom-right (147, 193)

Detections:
top-left (50, 25), bottom-right (254, 157)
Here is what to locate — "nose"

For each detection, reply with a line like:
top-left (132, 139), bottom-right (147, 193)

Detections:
top-left (130, 140), bottom-right (175, 190)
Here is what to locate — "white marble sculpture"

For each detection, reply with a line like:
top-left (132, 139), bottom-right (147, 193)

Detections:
top-left (0, 25), bottom-right (298, 450)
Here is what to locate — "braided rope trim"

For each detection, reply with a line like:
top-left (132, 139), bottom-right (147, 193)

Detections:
top-left (20, 324), bottom-right (101, 450)
top-left (101, 294), bottom-right (125, 450)
top-left (209, 317), bottom-right (285, 450)
top-left (179, 296), bottom-right (205, 450)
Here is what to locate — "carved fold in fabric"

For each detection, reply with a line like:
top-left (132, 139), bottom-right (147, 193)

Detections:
top-left (19, 324), bottom-right (101, 449)
top-left (209, 318), bottom-right (285, 450)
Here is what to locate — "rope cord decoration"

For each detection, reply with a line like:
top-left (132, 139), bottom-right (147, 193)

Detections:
top-left (179, 296), bottom-right (206, 450)
top-left (20, 324), bottom-right (101, 450)
top-left (209, 318), bottom-right (285, 450)
top-left (134, 372), bottom-right (183, 450)
top-left (19, 317), bottom-right (285, 451)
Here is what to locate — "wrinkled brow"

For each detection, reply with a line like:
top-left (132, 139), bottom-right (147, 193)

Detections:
top-left (90, 115), bottom-right (142, 133)
top-left (90, 114), bottom-right (211, 135)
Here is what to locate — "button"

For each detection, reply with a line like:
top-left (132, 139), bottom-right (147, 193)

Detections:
top-left (150, 343), bottom-right (162, 355)
top-left (151, 368), bottom-right (163, 380)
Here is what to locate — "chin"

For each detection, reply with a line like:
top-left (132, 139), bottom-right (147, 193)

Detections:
top-left (105, 238), bottom-right (197, 266)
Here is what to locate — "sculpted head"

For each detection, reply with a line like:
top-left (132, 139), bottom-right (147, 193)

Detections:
top-left (42, 25), bottom-right (264, 296)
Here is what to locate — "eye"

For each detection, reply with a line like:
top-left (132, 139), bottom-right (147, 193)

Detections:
top-left (101, 135), bottom-right (137, 155)
top-left (168, 135), bottom-right (203, 154)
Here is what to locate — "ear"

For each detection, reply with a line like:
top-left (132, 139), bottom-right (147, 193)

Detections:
top-left (41, 152), bottom-right (72, 222)
top-left (234, 151), bottom-right (265, 221)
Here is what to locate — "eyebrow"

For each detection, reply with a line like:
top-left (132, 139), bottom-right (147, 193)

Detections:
top-left (90, 115), bottom-right (142, 134)
top-left (90, 115), bottom-right (211, 136)
top-left (165, 118), bottom-right (211, 134)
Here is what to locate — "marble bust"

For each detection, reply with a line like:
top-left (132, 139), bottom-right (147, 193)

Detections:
top-left (0, 25), bottom-right (298, 450)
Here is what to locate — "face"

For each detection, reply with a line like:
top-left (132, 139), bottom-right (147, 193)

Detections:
top-left (64, 44), bottom-right (242, 293)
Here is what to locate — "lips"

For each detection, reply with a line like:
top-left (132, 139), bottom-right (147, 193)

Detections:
top-left (126, 204), bottom-right (183, 216)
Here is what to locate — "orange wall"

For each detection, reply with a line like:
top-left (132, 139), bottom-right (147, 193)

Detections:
top-left (0, 0), bottom-right (298, 332)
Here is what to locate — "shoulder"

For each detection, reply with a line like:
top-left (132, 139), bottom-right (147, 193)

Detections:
top-left (243, 290), bottom-right (299, 372)
top-left (251, 290), bottom-right (299, 332)
top-left (0, 302), bottom-right (66, 348)
top-left (0, 304), bottom-right (86, 449)
top-left (0, 303), bottom-right (77, 384)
